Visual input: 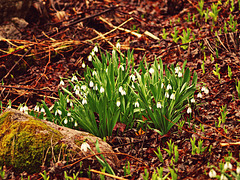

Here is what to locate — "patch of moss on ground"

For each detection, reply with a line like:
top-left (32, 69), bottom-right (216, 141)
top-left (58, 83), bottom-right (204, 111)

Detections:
top-left (0, 111), bottom-right (64, 174)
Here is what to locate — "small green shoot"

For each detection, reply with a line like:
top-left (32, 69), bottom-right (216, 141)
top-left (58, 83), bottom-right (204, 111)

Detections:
top-left (162, 28), bottom-right (169, 39)
top-left (213, 63), bottom-right (221, 80)
top-left (228, 66), bottom-right (232, 79)
top-left (171, 27), bottom-right (180, 43)
top-left (236, 80), bottom-right (240, 99)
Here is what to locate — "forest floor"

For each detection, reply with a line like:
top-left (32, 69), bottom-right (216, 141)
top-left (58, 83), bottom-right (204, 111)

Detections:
top-left (0, 0), bottom-right (240, 179)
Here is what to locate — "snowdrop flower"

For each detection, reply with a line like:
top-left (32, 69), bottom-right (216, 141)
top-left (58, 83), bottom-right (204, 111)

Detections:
top-left (64, 118), bottom-right (68, 124)
top-left (175, 66), bottom-right (181, 74)
top-left (220, 174), bottom-right (227, 180)
top-left (236, 166), bottom-right (240, 174)
top-left (106, 68), bottom-right (108, 73)
top-left (70, 101), bottom-right (73, 107)
top-left (66, 98), bottom-right (70, 103)
top-left (157, 102), bottom-right (162, 108)
top-left (91, 51), bottom-right (95, 56)
top-left (121, 90), bottom-right (126, 96)
top-left (209, 169), bottom-right (217, 178)
top-left (130, 74), bottom-right (136, 81)
top-left (119, 86), bottom-right (123, 93)
top-left (67, 112), bottom-right (71, 117)
top-left (190, 98), bottom-right (195, 103)
top-left (93, 84), bottom-right (98, 91)
top-left (149, 68), bottom-right (154, 74)
top-left (223, 162), bottom-right (232, 170)
top-left (116, 42), bottom-right (121, 49)
top-left (187, 107), bottom-right (192, 114)
top-left (55, 109), bottom-right (61, 116)
top-left (59, 80), bottom-right (65, 86)
top-left (74, 121), bottom-right (78, 127)
top-left (134, 101), bottom-right (139, 108)
top-left (88, 55), bottom-right (92, 62)
top-left (71, 75), bottom-right (78, 82)
top-left (161, 83), bottom-right (164, 88)
top-left (82, 98), bottom-right (87, 105)
top-left (92, 71), bottom-right (97, 76)
top-left (170, 93), bottom-right (175, 100)
top-left (166, 84), bottom-right (172, 90)
top-left (81, 85), bottom-right (87, 91)
top-left (165, 92), bottom-right (169, 98)
top-left (121, 65), bottom-right (124, 71)
top-left (197, 92), bottom-right (202, 98)
top-left (201, 86), bottom-right (209, 94)
top-left (116, 100), bottom-right (121, 107)
top-left (178, 71), bottom-right (183, 77)
top-left (82, 62), bottom-right (86, 68)
top-left (34, 105), bottom-right (40, 112)
top-left (40, 107), bottom-right (45, 113)
top-left (100, 86), bottom-right (104, 93)
top-left (74, 85), bottom-right (80, 91)
top-left (81, 142), bottom-right (91, 152)
top-left (93, 46), bottom-right (98, 52)
top-left (75, 89), bottom-right (80, 96)
top-left (20, 106), bottom-right (24, 112)
top-left (89, 81), bottom-right (94, 88)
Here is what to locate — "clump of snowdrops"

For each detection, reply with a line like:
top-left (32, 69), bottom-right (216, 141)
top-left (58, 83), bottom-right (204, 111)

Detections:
top-left (8, 43), bottom-right (198, 138)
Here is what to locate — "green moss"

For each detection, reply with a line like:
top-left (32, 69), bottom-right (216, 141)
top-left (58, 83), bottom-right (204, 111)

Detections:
top-left (0, 111), bottom-right (64, 174)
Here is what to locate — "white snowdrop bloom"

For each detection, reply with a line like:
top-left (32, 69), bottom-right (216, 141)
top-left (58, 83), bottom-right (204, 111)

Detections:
top-left (236, 166), bottom-right (240, 174)
top-left (93, 46), bottom-right (98, 52)
top-left (130, 74), bottom-right (136, 81)
top-left (74, 121), bottom-right (78, 127)
top-left (93, 84), bottom-right (98, 91)
top-left (81, 85), bottom-right (87, 91)
top-left (89, 81), bottom-right (94, 88)
top-left (161, 83), bottom-right (164, 88)
top-left (178, 71), bottom-right (183, 77)
top-left (71, 75), bottom-right (78, 82)
top-left (119, 86), bottom-right (123, 93)
top-left (75, 89), bottom-right (80, 96)
top-left (57, 109), bottom-right (62, 116)
top-left (100, 86), bottom-right (104, 93)
top-left (70, 101), bottom-right (73, 107)
top-left (187, 107), bottom-right (192, 114)
top-left (209, 169), bottom-right (217, 178)
top-left (40, 107), bottom-right (45, 113)
top-left (82, 98), bottom-right (87, 105)
top-left (116, 100), bottom-right (121, 107)
top-left (116, 42), bottom-right (121, 49)
top-left (201, 86), bottom-right (209, 94)
top-left (165, 92), bottom-right (169, 98)
top-left (121, 90), bottom-right (126, 96)
top-left (34, 105), bottom-right (40, 112)
top-left (82, 62), bottom-right (86, 68)
top-left (60, 80), bottom-right (65, 86)
top-left (88, 55), bottom-right (92, 62)
top-left (106, 68), bottom-right (108, 73)
top-left (134, 101), bottom-right (139, 108)
top-left (20, 106), bottom-right (24, 112)
top-left (66, 98), bottom-right (70, 103)
top-left (149, 67), bottom-right (154, 74)
top-left (131, 84), bottom-right (135, 88)
top-left (157, 101), bottom-right (162, 108)
top-left (190, 98), bottom-right (196, 103)
top-left (91, 51), bottom-right (95, 56)
top-left (175, 66), bottom-right (181, 74)
top-left (74, 85), bottom-right (80, 91)
top-left (81, 142), bottom-right (91, 152)
top-left (166, 84), bottom-right (172, 90)
top-left (67, 112), bottom-right (71, 117)
top-left (92, 71), bottom-right (97, 76)
top-left (121, 65), bottom-right (125, 71)
top-left (197, 92), bottom-right (202, 98)
top-left (223, 162), bottom-right (232, 170)
top-left (170, 93), bottom-right (175, 100)
top-left (158, 64), bottom-right (160, 70)
top-left (23, 105), bottom-right (28, 114)
top-left (64, 118), bottom-right (68, 124)
top-left (220, 174), bottom-right (227, 180)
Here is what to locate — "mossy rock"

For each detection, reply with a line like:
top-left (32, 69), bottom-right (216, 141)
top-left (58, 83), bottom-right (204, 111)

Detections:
top-left (0, 109), bottom-right (119, 175)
